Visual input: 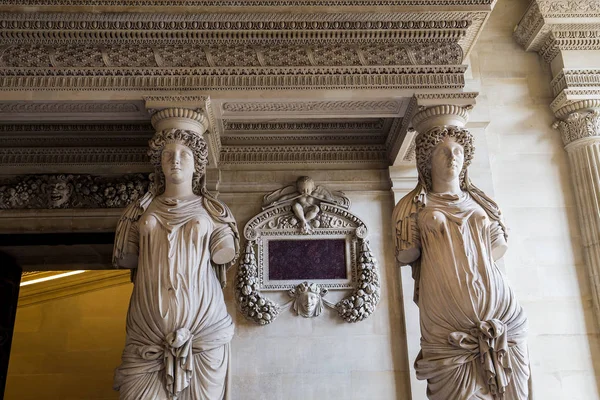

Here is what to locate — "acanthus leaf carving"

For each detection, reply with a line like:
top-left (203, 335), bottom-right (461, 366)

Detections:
top-left (553, 108), bottom-right (600, 146)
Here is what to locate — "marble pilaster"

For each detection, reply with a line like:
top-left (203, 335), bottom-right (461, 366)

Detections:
top-left (554, 100), bottom-right (600, 323)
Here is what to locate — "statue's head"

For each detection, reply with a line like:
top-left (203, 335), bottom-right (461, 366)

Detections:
top-left (415, 126), bottom-right (474, 191)
top-left (296, 176), bottom-right (315, 195)
top-left (44, 175), bottom-right (73, 208)
top-left (291, 282), bottom-right (326, 318)
top-left (148, 129), bottom-right (208, 195)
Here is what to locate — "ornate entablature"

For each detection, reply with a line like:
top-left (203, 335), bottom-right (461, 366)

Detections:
top-left (515, 0), bottom-right (600, 113)
top-left (0, 5), bottom-right (490, 91)
top-left (235, 177), bottom-right (380, 324)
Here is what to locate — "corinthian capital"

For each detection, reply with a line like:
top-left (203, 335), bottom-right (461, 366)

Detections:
top-left (553, 100), bottom-right (600, 147)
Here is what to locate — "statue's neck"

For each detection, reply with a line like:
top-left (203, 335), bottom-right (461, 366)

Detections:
top-left (431, 178), bottom-right (462, 196)
top-left (162, 182), bottom-right (195, 199)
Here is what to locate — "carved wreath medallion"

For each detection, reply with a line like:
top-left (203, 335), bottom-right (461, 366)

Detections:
top-left (234, 176), bottom-right (380, 324)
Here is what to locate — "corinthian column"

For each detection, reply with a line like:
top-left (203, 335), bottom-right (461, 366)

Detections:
top-left (554, 100), bottom-right (600, 322)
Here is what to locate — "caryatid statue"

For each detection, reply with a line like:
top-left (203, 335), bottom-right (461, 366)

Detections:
top-left (112, 108), bottom-right (239, 400)
top-left (393, 106), bottom-right (531, 399)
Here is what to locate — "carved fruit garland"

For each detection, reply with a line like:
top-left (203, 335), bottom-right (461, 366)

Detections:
top-left (234, 177), bottom-right (380, 325)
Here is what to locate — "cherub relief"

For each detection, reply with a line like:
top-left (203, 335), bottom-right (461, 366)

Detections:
top-left (262, 176), bottom-right (350, 233)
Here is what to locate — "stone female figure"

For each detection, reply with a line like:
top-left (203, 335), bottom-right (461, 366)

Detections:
top-left (112, 129), bottom-right (239, 400)
top-left (393, 127), bottom-right (530, 399)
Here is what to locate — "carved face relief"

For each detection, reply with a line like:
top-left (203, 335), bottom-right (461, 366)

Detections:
top-left (296, 177), bottom-right (315, 195)
top-left (302, 292), bottom-right (321, 316)
top-left (161, 142), bottom-right (195, 187)
top-left (291, 285), bottom-right (325, 318)
top-left (48, 181), bottom-right (72, 208)
top-left (430, 137), bottom-right (464, 184)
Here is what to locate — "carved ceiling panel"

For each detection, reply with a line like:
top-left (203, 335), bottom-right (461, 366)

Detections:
top-left (0, 8), bottom-right (490, 91)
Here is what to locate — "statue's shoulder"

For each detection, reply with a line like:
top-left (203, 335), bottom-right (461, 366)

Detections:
top-left (392, 185), bottom-right (425, 223)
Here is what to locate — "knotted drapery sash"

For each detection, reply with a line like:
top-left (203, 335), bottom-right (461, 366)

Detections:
top-left (114, 317), bottom-right (234, 399)
top-left (416, 318), bottom-right (527, 399)
top-left (449, 319), bottom-right (511, 397)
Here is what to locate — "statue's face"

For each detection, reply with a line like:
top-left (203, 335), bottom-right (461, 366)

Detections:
top-left (48, 181), bottom-right (71, 207)
top-left (161, 142), bottom-right (195, 186)
top-left (430, 137), bottom-right (464, 184)
top-left (301, 292), bottom-right (320, 316)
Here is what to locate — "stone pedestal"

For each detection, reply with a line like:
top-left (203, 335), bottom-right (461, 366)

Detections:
top-left (554, 100), bottom-right (600, 322)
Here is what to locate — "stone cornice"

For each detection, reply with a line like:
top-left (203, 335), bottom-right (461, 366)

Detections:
top-left (0, 0), bottom-right (496, 9)
top-left (514, 0), bottom-right (600, 60)
top-left (0, 9), bottom-right (495, 91)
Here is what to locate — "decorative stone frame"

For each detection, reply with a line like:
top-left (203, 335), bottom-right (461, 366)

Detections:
top-left (258, 233), bottom-right (357, 291)
top-left (235, 178), bottom-right (380, 325)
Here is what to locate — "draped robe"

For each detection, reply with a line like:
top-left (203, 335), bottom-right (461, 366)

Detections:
top-left (114, 196), bottom-right (235, 400)
top-left (396, 191), bottom-right (530, 400)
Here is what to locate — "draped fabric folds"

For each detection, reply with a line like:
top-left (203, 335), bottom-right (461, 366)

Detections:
top-left (394, 190), bottom-right (530, 400)
top-left (114, 197), bottom-right (234, 400)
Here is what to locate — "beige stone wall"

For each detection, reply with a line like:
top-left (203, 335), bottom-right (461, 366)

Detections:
top-left (223, 187), bottom-right (409, 399)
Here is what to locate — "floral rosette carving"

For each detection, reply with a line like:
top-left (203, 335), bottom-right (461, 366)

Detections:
top-left (335, 240), bottom-right (380, 323)
top-left (235, 242), bottom-right (281, 325)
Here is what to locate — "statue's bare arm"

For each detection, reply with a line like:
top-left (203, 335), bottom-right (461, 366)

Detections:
top-left (116, 244), bottom-right (139, 269)
top-left (212, 235), bottom-right (236, 265)
top-left (491, 235), bottom-right (508, 261)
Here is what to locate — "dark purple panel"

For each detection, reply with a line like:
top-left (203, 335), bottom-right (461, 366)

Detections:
top-left (268, 239), bottom-right (347, 280)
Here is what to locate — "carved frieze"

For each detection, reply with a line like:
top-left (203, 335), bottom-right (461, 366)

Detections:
top-left (219, 145), bottom-right (388, 165)
top-left (222, 119), bottom-right (386, 132)
top-left (0, 174), bottom-right (150, 209)
top-left (0, 148), bottom-right (149, 166)
top-left (0, 65), bottom-right (467, 91)
top-left (222, 100), bottom-right (403, 114)
top-left (551, 69), bottom-right (600, 97)
top-left (235, 177), bottom-right (380, 324)
top-left (0, 0), bottom-right (495, 7)
top-left (0, 42), bottom-right (460, 68)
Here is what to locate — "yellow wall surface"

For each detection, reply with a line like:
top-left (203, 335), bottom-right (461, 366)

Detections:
top-left (5, 282), bottom-right (132, 400)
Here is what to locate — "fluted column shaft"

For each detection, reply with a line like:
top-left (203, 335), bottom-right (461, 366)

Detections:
top-left (554, 102), bottom-right (600, 323)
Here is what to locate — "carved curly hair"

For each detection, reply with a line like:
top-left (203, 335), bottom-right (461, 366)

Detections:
top-left (415, 126), bottom-right (475, 191)
top-left (147, 128), bottom-right (208, 195)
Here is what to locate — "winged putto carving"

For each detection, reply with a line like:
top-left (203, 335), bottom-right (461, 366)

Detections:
top-left (262, 176), bottom-right (350, 233)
